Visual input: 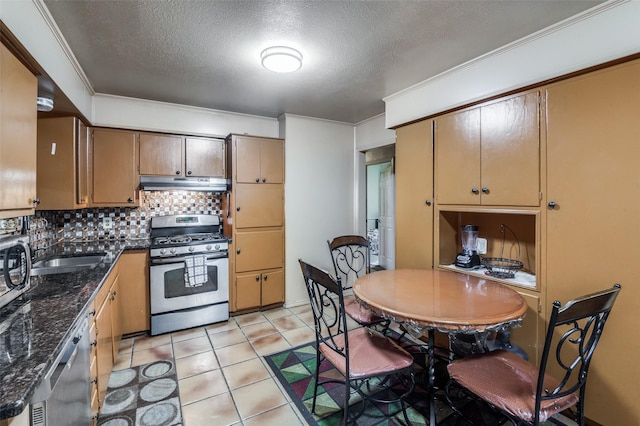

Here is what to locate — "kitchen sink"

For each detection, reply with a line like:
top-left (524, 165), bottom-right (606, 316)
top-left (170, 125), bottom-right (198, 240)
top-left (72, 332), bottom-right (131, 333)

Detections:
top-left (31, 254), bottom-right (107, 276)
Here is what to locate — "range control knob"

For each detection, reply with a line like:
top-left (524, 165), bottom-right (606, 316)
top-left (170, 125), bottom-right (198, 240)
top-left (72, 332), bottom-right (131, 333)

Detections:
top-left (188, 246), bottom-right (195, 252)
top-left (160, 249), bottom-right (166, 255)
top-left (206, 245), bottom-right (212, 251)
top-left (170, 248), bottom-right (176, 254)
top-left (214, 244), bottom-right (220, 251)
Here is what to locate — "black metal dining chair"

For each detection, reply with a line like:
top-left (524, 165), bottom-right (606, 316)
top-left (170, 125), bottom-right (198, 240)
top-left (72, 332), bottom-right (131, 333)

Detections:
top-left (447, 284), bottom-right (621, 426)
top-left (327, 235), bottom-right (390, 333)
top-left (298, 259), bottom-right (416, 424)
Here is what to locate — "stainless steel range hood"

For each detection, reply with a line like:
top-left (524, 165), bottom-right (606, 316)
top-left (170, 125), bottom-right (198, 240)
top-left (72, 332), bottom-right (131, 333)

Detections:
top-left (140, 176), bottom-right (229, 192)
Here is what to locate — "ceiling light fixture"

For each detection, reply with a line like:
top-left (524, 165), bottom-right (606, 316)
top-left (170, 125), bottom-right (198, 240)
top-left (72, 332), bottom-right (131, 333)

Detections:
top-left (261, 46), bottom-right (303, 73)
top-left (36, 93), bottom-right (54, 112)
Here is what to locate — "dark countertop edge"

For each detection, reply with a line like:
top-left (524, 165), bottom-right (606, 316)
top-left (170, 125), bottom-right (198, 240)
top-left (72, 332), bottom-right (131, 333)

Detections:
top-left (0, 243), bottom-right (148, 420)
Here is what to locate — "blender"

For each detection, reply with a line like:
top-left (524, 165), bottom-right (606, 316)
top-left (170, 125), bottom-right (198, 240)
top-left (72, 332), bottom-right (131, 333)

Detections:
top-left (455, 225), bottom-right (481, 269)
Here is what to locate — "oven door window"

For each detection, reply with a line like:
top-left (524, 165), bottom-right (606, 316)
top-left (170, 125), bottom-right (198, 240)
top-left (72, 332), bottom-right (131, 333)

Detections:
top-left (164, 265), bottom-right (219, 298)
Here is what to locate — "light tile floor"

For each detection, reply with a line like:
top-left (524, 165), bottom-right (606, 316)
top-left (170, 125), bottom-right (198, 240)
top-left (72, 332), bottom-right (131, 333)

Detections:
top-left (112, 304), bottom-right (334, 426)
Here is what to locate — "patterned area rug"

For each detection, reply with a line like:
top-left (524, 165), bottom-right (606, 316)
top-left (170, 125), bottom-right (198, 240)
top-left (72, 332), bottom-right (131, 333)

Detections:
top-left (97, 358), bottom-right (182, 426)
top-left (264, 338), bottom-right (577, 426)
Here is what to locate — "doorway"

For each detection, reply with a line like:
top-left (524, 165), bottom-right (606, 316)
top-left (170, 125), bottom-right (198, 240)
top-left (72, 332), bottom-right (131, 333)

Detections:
top-left (365, 145), bottom-right (395, 269)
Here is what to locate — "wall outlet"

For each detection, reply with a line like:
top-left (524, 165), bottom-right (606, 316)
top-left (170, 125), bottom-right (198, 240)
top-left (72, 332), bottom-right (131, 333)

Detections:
top-left (476, 238), bottom-right (487, 254)
top-left (102, 217), bottom-right (112, 229)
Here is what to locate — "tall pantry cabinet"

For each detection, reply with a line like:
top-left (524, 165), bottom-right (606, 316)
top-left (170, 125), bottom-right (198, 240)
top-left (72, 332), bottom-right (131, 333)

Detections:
top-left (225, 134), bottom-right (285, 312)
top-left (545, 59), bottom-right (640, 425)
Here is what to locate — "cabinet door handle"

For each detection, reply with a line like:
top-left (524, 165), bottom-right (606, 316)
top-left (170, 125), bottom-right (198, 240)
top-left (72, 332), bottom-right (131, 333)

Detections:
top-left (187, 171), bottom-right (192, 176)
top-left (175, 170), bottom-right (180, 175)
top-left (236, 206), bottom-right (241, 211)
top-left (237, 249), bottom-right (241, 254)
top-left (90, 340), bottom-right (97, 347)
top-left (262, 178), bottom-right (266, 183)
top-left (89, 309), bottom-right (96, 316)
top-left (127, 197), bottom-right (134, 202)
top-left (425, 200), bottom-right (432, 206)
top-left (263, 274), bottom-right (268, 281)
top-left (255, 275), bottom-right (260, 281)
top-left (471, 188), bottom-right (479, 195)
top-left (91, 378), bottom-right (98, 384)
top-left (33, 198), bottom-right (41, 205)
top-left (481, 187), bottom-right (489, 194)
top-left (255, 178), bottom-right (260, 183)
top-left (548, 201), bottom-right (557, 209)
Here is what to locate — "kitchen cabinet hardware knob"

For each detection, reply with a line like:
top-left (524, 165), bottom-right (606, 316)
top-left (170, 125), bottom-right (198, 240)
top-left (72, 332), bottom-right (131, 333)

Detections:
top-left (263, 274), bottom-right (268, 281)
top-left (127, 197), bottom-right (133, 202)
top-left (91, 378), bottom-right (98, 384)
top-left (471, 188), bottom-right (479, 195)
top-left (481, 187), bottom-right (489, 194)
top-left (548, 201), bottom-right (557, 209)
top-left (236, 206), bottom-right (241, 211)
top-left (262, 178), bottom-right (266, 183)
top-left (425, 200), bottom-right (432, 206)
top-left (175, 171), bottom-right (180, 175)
top-left (90, 340), bottom-right (97, 347)
top-left (187, 170), bottom-right (192, 175)
top-left (255, 178), bottom-right (260, 183)
top-left (256, 275), bottom-right (260, 281)
top-left (33, 198), bottom-right (41, 205)
top-left (89, 309), bottom-right (96, 316)
top-left (237, 249), bottom-right (241, 254)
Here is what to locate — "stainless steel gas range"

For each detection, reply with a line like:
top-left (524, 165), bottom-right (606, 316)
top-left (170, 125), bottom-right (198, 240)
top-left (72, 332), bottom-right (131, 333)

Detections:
top-left (149, 214), bottom-right (229, 335)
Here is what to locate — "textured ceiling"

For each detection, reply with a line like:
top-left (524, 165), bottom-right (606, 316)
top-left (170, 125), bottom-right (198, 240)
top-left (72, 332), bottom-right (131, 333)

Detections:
top-left (42, 0), bottom-right (603, 123)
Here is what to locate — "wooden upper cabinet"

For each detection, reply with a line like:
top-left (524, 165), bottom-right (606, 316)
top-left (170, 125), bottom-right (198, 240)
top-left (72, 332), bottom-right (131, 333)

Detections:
top-left (185, 137), bottom-right (225, 177)
top-left (139, 133), bottom-right (225, 177)
top-left (435, 91), bottom-right (540, 206)
top-left (37, 116), bottom-right (89, 210)
top-left (91, 128), bottom-right (139, 206)
top-left (234, 136), bottom-right (284, 184)
top-left (139, 133), bottom-right (184, 176)
top-left (0, 43), bottom-right (37, 217)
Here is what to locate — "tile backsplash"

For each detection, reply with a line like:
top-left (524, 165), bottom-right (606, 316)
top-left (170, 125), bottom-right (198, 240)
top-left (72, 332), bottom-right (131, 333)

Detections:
top-left (27, 190), bottom-right (223, 249)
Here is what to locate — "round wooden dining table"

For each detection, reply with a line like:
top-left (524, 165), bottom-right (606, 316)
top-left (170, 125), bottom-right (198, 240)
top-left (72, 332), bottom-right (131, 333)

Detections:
top-left (353, 268), bottom-right (528, 426)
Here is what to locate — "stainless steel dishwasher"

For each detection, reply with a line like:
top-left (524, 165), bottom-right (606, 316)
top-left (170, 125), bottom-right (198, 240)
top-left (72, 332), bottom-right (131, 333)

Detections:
top-left (30, 315), bottom-right (91, 426)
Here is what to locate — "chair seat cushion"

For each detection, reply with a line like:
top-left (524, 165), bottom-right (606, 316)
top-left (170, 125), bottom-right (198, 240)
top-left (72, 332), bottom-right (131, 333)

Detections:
top-left (344, 295), bottom-right (385, 325)
top-left (319, 327), bottom-right (414, 379)
top-left (447, 349), bottom-right (580, 423)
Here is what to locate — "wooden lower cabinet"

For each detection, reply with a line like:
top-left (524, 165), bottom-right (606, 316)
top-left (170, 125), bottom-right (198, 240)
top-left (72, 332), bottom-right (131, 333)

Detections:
top-left (90, 262), bottom-right (121, 414)
top-left (118, 250), bottom-right (150, 335)
top-left (234, 269), bottom-right (284, 311)
top-left (506, 288), bottom-right (544, 364)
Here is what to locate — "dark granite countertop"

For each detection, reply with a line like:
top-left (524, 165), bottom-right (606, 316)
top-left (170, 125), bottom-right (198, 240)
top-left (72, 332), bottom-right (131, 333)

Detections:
top-left (0, 239), bottom-right (149, 420)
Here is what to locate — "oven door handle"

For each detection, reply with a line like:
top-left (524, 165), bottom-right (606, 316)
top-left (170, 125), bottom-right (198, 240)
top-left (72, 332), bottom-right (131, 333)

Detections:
top-left (150, 253), bottom-right (228, 265)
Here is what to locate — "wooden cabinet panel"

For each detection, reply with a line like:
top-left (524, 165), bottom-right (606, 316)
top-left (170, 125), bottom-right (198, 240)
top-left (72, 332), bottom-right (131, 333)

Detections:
top-left (91, 128), bottom-right (138, 206)
top-left (185, 137), bottom-right (225, 177)
top-left (260, 138), bottom-right (284, 184)
top-left (37, 117), bottom-right (89, 210)
top-left (118, 250), bottom-right (150, 335)
top-left (507, 289), bottom-right (543, 364)
top-left (139, 133), bottom-right (183, 176)
top-left (261, 269), bottom-right (284, 306)
top-left (395, 120), bottom-right (434, 268)
top-left (0, 43), bottom-right (37, 216)
top-left (234, 229), bottom-right (284, 272)
top-left (235, 184), bottom-right (283, 228)
top-left (481, 92), bottom-right (540, 206)
top-left (235, 273), bottom-right (263, 311)
top-left (110, 277), bottom-right (121, 361)
top-left (95, 295), bottom-right (113, 406)
top-left (546, 60), bottom-right (640, 425)
top-left (435, 108), bottom-right (480, 205)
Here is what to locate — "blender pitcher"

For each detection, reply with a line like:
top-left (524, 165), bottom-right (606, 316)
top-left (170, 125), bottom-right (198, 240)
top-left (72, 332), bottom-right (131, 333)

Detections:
top-left (455, 225), bottom-right (481, 268)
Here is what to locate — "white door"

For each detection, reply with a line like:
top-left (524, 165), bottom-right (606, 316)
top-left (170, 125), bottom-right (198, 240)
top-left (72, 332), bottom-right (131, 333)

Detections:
top-left (379, 163), bottom-right (395, 269)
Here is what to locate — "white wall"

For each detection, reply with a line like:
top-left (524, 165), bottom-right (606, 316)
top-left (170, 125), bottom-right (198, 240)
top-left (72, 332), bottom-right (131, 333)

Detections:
top-left (93, 94), bottom-right (279, 138)
top-left (282, 114), bottom-right (355, 307)
top-left (384, 0), bottom-right (640, 127)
